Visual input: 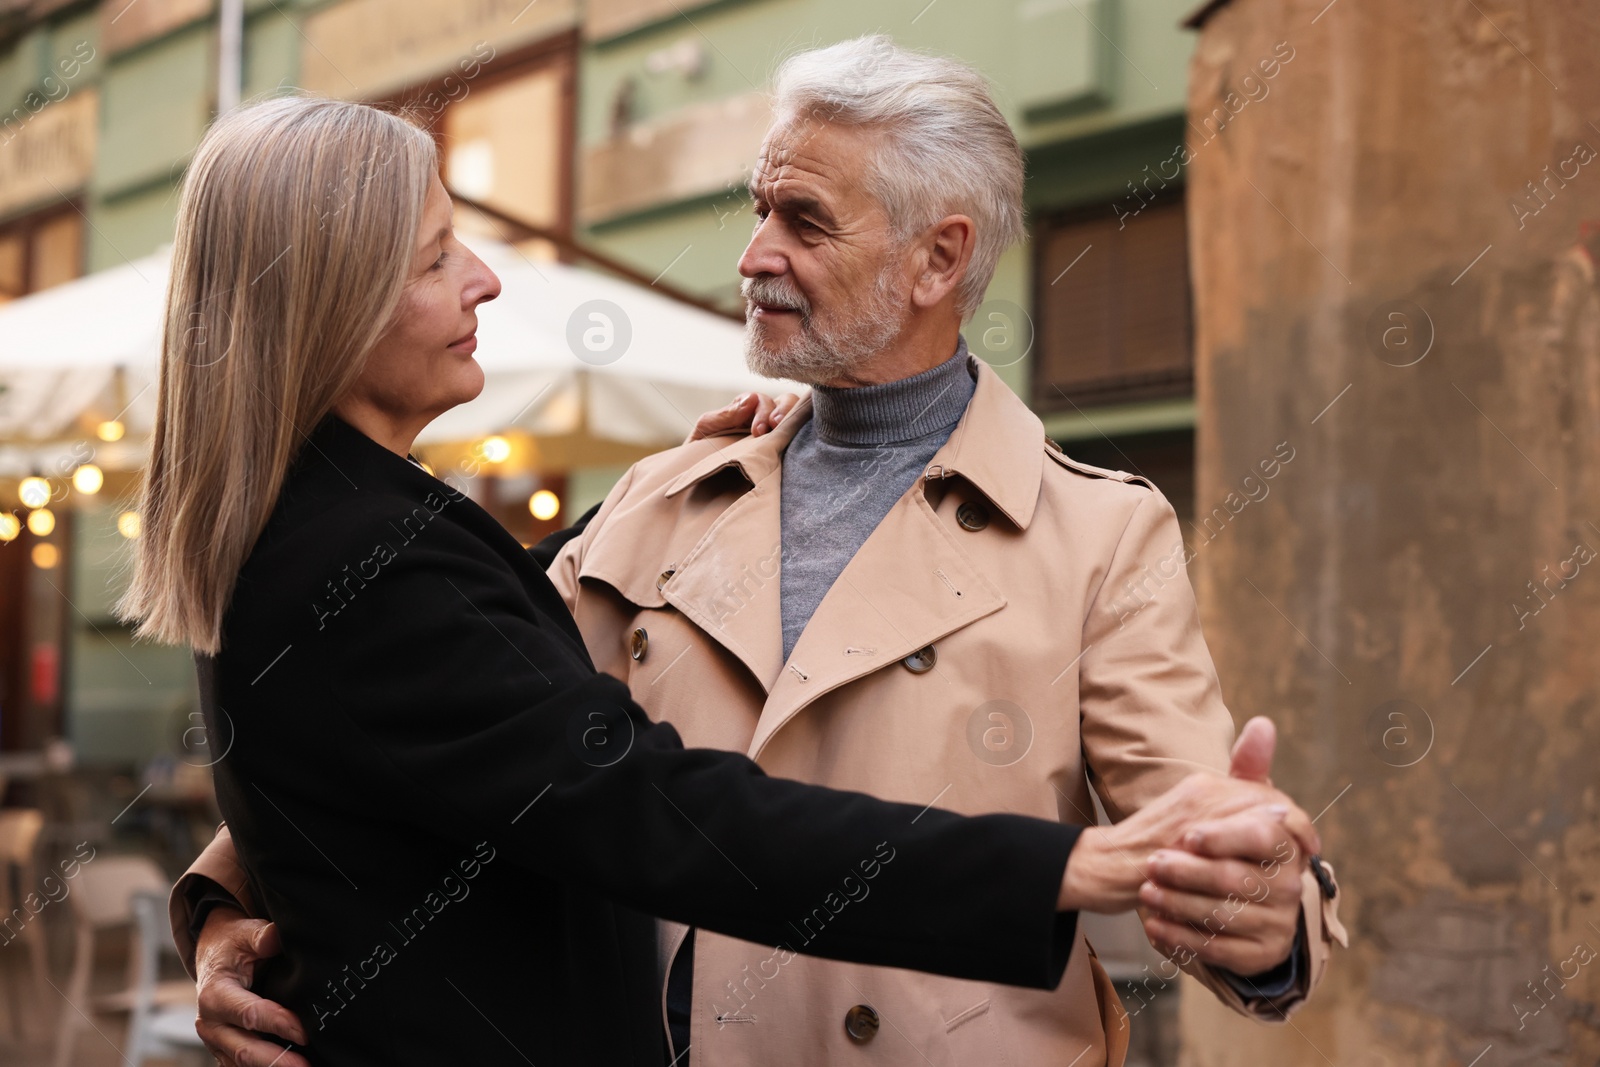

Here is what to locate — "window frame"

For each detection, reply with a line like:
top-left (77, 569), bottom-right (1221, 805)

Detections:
top-left (1030, 185), bottom-right (1194, 412)
top-left (369, 30), bottom-right (579, 244)
top-left (0, 200), bottom-right (85, 300)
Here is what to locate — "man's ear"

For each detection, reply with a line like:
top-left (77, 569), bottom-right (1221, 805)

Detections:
top-left (911, 214), bottom-right (977, 310)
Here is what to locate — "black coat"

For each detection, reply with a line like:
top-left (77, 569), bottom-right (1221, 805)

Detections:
top-left (201, 414), bottom-right (1081, 1066)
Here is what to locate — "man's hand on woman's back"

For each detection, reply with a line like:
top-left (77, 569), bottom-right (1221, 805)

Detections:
top-left (193, 906), bottom-right (308, 1067)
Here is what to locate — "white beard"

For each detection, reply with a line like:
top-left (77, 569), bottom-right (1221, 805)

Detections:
top-left (742, 267), bottom-right (907, 385)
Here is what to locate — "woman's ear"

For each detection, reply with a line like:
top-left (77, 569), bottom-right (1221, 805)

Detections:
top-left (911, 214), bottom-right (977, 310)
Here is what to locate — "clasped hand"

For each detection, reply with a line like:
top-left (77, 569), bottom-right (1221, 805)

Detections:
top-left (1059, 716), bottom-right (1314, 977)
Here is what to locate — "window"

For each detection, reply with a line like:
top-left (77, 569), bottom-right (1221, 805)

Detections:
top-left (443, 62), bottom-right (566, 236)
top-left (378, 36), bottom-right (575, 260)
top-left (0, 205), bottom-right (83, 304)
top-left (1033, 191), bottom-right (1192, 409)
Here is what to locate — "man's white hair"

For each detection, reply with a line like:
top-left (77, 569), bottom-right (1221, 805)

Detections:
top-left (769, 35), bottom-right (1024, 319)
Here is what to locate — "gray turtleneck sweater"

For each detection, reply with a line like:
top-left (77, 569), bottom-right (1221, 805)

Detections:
top-left (779, 338), bottom-right (976, 660)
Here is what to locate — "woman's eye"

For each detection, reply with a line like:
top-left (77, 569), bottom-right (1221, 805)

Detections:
top-left (430, 251), bottom-right (448, 271)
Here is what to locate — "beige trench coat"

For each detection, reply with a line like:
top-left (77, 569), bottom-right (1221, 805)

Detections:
top-left (546, 356), bottom-right (1345, 1067)
top-left (174, 357), bottom-right (1345, 1066)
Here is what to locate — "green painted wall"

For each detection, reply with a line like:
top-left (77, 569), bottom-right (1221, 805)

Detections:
top-left (92, 180), bottom-right (182, 271)
top-left (96, 31), bottom-right (213, 194)
top-left (242, 9), bottom-right (301, 100)
top-left (0, 28), bottom-right (45, 114)
top-left (68, 501), bottom-right (200, 765)
top-left (579, 0), bottom-right (1196, 147)
top-left (0, 11), bottom-right (102, 127)
top-left (84, 7), bottom-right (302, 270)
top-left (0, 10), bottom-right (102, 225)
top-left (44, 8), bottom-right (100, 76)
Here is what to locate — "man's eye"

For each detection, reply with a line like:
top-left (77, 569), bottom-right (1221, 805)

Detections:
top-left (796, 218), bottom-right (819, 232)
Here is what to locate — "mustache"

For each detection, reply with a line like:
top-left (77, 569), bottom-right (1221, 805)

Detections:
top-left (742, 276), bottom-right (809, 315)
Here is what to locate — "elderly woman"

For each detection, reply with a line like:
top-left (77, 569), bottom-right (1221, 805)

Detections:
top-left (124, 96), bottom-right (1308, 1066)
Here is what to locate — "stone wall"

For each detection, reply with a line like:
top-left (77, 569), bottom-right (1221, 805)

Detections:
top-left (1181, 2), bottom-right (1600, 1064)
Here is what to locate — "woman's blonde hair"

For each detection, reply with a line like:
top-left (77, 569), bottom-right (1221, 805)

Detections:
top-left (118, 95), bottom-right (437, 653)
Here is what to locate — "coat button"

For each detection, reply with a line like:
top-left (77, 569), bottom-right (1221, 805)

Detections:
top-left (656, 567), bottom-right (676, 591)
top-left (844, 1004), bottom-right (880, 1042)
top-left (902, 645), bottom-right (937, 674)
top-left (956, 501), bottom-right (989, 531)
top-left (629, 627), bottom-right (648, 661)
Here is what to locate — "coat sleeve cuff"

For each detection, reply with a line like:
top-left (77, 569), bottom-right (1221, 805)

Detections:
top-left (168, 823), bottom-right (257, 978)
top-left (1214, 914), bottom-right (1305, 1000)
top-left (1037, 825), bottom-right (1084, 989)
top-left (186, 880), bottom-right (247, 947)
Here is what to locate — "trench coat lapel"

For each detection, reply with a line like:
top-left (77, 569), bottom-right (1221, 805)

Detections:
top-left (655, 407), bottom-right (811, 694)
top-left (746, 360), bottom-right (1042, 759)
top-left (659, 476), bottom-right (786, 692)
top-left (748, 483), bottom-right (1007, 760)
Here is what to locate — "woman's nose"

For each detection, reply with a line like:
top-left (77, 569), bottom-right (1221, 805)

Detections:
top-left (468, 254), bottom-right (501, 306)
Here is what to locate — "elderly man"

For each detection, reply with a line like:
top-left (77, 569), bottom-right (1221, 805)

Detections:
top-left (179, 35), bottom-right (1343, 1067)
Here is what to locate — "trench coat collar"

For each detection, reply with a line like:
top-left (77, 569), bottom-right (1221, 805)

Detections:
top-left (663, 355), bottom-right (1046, 530)
top-left (924, 357), bottom-right (1045, 530)
top-left (663, 393), bottom-right (813, 498)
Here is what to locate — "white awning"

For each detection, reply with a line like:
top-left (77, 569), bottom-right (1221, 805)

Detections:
top-left (0, 236), bottom-right (789, 475)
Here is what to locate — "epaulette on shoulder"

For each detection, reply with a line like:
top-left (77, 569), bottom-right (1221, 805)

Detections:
top-left (1043, 436), bottom-right (1156, 490)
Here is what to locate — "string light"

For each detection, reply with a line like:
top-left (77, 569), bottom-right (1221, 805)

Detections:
top-left (26, 508), bottom-right (54, 537)
top-left (0, 514), bottom-right (18, 542)
top-left (31, 543), bottom-right (58, 569)
top-left (479, 436), bottom-right (511, 463)
top-left (97, 420), bottom-right (125, 442)
top-left (529, 490), bottom-right (560, 521)
top-left (117, 511), bottom-right (142, 539)
top-left (72, 464), bottom-right (104, 494)
top-left (19, 477), bottom-right (50, 509)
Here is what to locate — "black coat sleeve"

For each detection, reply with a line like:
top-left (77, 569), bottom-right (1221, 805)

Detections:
top-left (301, 500), bottom-right (1081, 991)
top-left (527, 502), bottom-right (600, 571)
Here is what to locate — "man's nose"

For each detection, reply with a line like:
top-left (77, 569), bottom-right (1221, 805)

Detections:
top-left (738, 224), bottom-right (786, 279)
